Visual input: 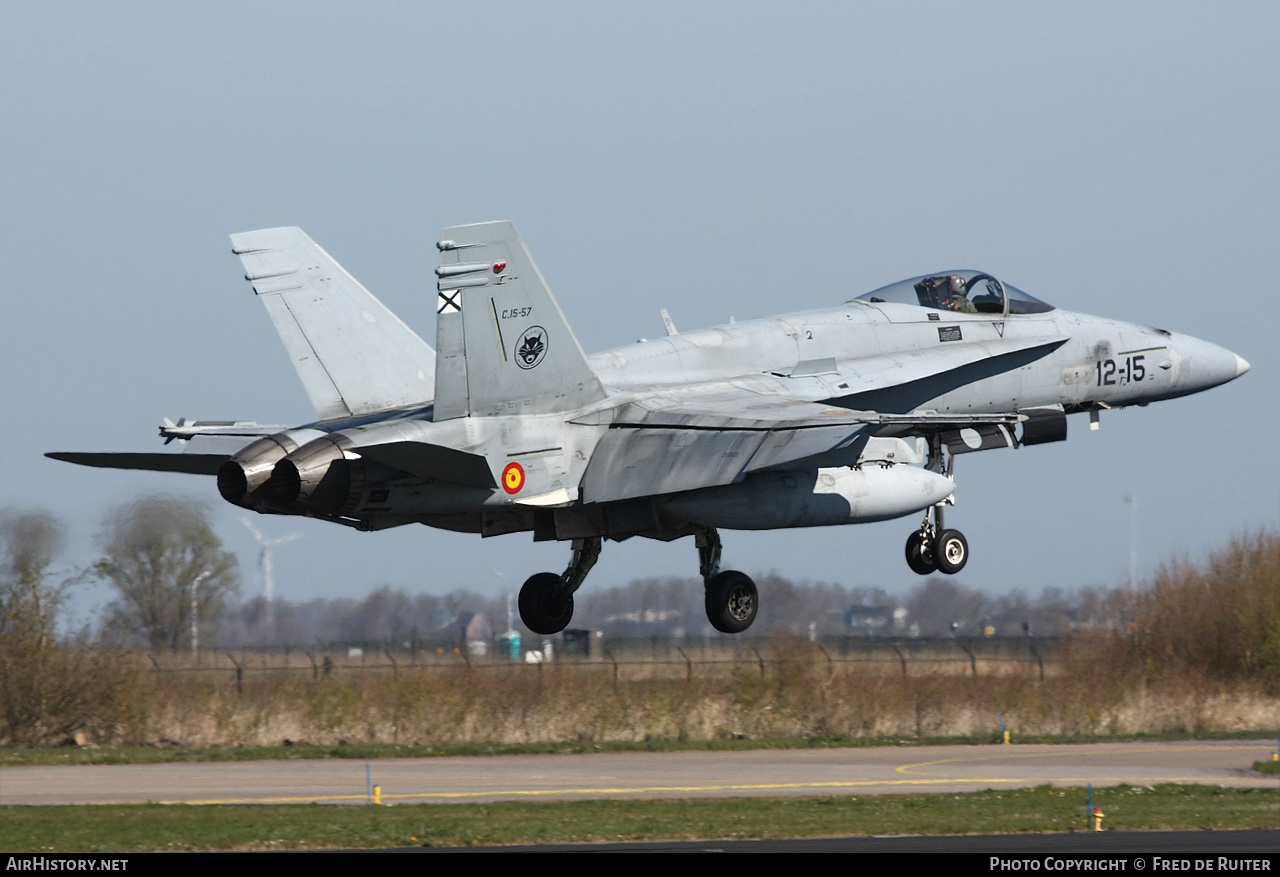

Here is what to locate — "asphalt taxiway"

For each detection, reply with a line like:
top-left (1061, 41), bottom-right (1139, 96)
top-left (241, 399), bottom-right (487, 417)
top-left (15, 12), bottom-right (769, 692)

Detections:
top-left (2, 740), bottom-right (1274, 805)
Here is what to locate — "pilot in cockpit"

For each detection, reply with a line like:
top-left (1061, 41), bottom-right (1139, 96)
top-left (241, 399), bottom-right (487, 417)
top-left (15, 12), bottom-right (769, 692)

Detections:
top-left (915, 275), bottom-right (977, 312)
top-left (944, 275), bottom-right (977, 313)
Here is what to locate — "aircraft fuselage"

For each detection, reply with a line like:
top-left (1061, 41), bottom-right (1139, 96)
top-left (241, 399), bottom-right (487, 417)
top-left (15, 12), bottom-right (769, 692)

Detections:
top-left (247, 300), bottom-right (1244, 542)
top-left (51, 225), bottom-right (1249, 635)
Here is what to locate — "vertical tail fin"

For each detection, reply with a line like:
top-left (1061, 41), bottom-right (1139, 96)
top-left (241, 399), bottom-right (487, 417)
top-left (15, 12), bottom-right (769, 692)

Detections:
top-left (433, 221), bottom-right (607, 419)
top-left (231, 227), bottom-right (435, 420)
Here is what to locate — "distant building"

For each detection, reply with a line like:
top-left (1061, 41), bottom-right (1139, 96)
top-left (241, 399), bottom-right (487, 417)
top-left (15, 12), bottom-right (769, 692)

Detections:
top-left (844, 605), bottom-right (905, 635)
top-left (561, 628), bottom-right (599, 657)
top-left (452, 612), bottom-right (493, 656)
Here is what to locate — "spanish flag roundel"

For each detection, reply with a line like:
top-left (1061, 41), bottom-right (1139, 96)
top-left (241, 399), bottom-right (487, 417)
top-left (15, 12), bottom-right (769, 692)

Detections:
top-left (501, 462), bottom-right (525, 495)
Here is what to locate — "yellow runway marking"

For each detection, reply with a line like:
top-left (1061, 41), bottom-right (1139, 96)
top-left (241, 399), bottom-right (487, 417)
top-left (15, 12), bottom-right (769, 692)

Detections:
top-left (895, 743), bottom-right (1265, 775)
top-left (153, 774), bottom-right (1241, 806)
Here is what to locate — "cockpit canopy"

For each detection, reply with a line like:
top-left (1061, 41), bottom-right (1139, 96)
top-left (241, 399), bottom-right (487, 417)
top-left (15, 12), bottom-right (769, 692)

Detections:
top-left (853, 271), bottom-right (1054, 316)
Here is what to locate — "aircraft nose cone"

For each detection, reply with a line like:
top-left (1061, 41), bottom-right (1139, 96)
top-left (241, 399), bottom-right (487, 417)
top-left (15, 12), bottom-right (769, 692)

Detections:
top-left (1168, 334), bottom-right (1248, 394)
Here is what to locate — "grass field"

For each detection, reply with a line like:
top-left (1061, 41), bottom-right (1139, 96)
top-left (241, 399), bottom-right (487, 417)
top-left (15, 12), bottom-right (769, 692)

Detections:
top-left (10, 636), bottom-right (1280, 751)
top-left (4, 785), bottom-right (1277, 851)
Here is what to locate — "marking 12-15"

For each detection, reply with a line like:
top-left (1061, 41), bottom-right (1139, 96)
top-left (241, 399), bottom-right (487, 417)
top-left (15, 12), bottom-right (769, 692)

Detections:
top-left (1097, 355), bottom-right (1145, 387)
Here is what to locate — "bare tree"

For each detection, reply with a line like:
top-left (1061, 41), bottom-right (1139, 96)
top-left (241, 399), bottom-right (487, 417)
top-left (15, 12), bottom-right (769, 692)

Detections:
top-left (905, 578), bottom-right (989, 637)
top-left (0, 509), bottom-right (111, 747)
top-left (95, 495), bottom-right (239, 651)
top-left (0, 509), bottom-right (78, 648)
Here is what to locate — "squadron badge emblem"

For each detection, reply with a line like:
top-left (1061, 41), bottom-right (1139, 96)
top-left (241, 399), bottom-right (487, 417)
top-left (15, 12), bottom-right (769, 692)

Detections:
top-left (515, 325), bottom-right (548, 369)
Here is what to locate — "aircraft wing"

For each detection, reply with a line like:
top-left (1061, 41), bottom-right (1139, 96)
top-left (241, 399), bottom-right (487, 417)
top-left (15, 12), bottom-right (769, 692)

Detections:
top-left (577, 334), bottom-right (1066, 503)
top-left (602, 394), bottom-right (1024, 431)
top-left (579, 392), bottom-right (1025, 503)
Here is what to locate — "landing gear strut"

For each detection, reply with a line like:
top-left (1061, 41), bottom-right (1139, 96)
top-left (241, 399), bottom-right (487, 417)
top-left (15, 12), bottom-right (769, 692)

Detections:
top-left (517, 536), bottom-right (600, 635)
top-left (697, 528), bottom-right (758, 634)
top-left (905, 510), bottom-right (969, 575)
top-left (517, 529), bottom-right (760, 637)
top-left (905, 435), bottom-right (969, 576)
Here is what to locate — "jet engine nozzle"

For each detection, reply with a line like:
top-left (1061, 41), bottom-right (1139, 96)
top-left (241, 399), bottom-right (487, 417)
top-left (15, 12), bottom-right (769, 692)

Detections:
top-left (271, 435), bottom-right (364, 515)
top-left (217, 434), bottom-right (304, 508)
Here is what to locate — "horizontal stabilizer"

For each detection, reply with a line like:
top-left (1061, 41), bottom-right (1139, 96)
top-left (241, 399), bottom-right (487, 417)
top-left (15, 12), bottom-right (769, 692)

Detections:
top-left (45, 452), bottom-right (227, 476)
top-left (231, 227), bottom-right (436, 420)
top-left (354, 441), bottom-right (496, 488)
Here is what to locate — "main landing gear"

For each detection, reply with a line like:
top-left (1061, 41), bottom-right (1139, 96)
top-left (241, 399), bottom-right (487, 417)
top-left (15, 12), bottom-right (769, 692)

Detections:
top-left (518, 536), bottom-right (600, 635)
top-left (516, 528), bottom-right (759, 635)
top-left (697, 529), bottom-right (758, 634)
top-left (905, 436), bottom-right (968, 576)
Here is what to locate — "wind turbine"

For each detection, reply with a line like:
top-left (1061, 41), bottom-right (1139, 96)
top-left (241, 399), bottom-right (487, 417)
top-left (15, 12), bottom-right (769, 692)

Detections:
top-left (243, 518), bottom-right (301, 643)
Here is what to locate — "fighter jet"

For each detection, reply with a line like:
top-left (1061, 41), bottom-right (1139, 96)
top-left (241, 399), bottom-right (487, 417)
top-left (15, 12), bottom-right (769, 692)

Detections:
top-left (49, 222), bottom-right (1250, 635)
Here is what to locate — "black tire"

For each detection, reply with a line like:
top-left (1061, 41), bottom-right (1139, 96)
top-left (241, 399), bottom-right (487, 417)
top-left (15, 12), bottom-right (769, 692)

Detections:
top-left (705, 570), bottom-right (758, 634)
top-left (518, 572), bottom-right (574, 635)
top-left (934, 529), bottom-right (969, 575)
top-left (905, 531), bottom-right (937, 575)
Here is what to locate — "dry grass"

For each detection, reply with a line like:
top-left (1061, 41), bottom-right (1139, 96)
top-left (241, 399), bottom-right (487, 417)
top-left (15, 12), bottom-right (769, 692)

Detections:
top-left (34, 640), bottom-right (1274, 749)
top-left (6, 532), bottom-right (1277, 749)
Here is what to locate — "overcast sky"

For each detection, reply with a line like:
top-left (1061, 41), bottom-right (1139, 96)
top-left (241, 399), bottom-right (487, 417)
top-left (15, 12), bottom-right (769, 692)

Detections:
top-left (2, 2), bottom-right (1275, 627)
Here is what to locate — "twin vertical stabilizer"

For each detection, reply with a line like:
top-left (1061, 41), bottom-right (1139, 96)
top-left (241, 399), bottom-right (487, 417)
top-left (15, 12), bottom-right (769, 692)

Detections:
top-left (231, 227), bottom-right (436, 420)
top-left (433, 221), bottom-right (607, 419)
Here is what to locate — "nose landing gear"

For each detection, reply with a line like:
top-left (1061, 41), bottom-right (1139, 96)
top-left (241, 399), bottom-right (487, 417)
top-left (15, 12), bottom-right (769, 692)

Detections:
top-left (905, 435), bottom-right (968, 576)
top-left (905, 504), bottom-right (969, 576)
top-left (936, 528), bottom-right (968, 574)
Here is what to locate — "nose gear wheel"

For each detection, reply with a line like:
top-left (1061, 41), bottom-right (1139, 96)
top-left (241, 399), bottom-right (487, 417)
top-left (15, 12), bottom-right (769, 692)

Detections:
top-left (935, 529), bottom-right (969, 574)
top-left (905, 530), bottom-right (937, 575)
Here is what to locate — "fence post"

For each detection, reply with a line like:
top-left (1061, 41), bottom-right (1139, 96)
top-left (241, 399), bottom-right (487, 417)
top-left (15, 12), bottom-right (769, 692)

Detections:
top-left (890, 642), bottom-right (908, 678)
top-left (958, 641), bottom-right (977, 679)
top-left (819, 644), bottom-right (834, 682)
top-left (605, 648), bottom-right (619, 686)
top-left (676, 647), bottom-right (693, 683)
top-left (225, 652), bottom-right (243, 695)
